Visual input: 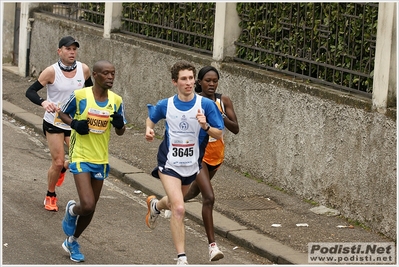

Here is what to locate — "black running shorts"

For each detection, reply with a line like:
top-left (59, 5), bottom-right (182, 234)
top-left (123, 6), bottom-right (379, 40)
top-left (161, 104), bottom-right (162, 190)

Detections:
top-left (42, 119), bottom-right (71, 137)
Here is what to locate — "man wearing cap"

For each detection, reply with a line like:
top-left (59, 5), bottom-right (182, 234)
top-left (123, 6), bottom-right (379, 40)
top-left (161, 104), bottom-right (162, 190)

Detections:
top-left (26, 36), bottom-right (92, 212)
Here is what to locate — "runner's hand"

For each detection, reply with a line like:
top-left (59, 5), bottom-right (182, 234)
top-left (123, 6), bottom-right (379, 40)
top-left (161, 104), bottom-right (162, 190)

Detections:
top-left (71, 119), bottom-right (89, 135)
top-left (110, 112), bottom-right (124, 129)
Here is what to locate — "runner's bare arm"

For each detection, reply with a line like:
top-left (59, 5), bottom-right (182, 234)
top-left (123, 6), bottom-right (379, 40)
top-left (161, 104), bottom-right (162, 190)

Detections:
top-left (221, 95), bottom-right (239, 134)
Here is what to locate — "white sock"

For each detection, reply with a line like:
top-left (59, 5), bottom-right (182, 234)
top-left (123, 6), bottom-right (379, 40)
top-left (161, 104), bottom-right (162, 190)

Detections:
top-left (69, 204), bottom-right (77, 216)
top-left (68, 236), bottom-right (77, 243)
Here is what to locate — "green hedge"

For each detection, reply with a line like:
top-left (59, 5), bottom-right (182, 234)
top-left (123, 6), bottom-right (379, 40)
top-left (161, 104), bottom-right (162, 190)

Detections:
top-left (78, 2), bottom-right (378, 93)
top-left (121, 3), bottom-right (215, 51)
top-left (236, 3), bottom-right (378, 93)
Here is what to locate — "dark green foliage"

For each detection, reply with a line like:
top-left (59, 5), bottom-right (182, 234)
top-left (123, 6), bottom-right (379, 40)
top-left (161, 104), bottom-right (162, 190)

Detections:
top-left (81, 3), bottom-right (105, 25)
top-left (121, 3), bottom-right (215, 51)
top-left (39, 2), bottom-right (379, 94)
top-left (236, 3), bottom-right (378, 93)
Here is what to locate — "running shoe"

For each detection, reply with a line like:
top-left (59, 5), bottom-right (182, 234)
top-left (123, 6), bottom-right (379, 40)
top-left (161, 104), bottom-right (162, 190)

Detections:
top-left (209, 242), bottom-right (224, 261)
top-left (56, 171), bottom-right (65, 187)
top-left (145, 195), bottom-right (160, 229)
top-left (62, 238), bottom-right (85, 262)
top-left (62, 200), bottom-right (77, 236)
top-left (176, 256), bottom-right (188, 265)
top-left (44, 196), bottom-right (58, 211)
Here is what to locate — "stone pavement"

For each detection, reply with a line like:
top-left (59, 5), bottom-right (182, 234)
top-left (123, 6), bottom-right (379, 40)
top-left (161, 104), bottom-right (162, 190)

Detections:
top-left (2, 65), bottom-right (395, 265)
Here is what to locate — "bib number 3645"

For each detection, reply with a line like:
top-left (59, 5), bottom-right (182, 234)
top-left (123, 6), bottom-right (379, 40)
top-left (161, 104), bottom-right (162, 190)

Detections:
top-left (172, 147), bottom-right (193, 157)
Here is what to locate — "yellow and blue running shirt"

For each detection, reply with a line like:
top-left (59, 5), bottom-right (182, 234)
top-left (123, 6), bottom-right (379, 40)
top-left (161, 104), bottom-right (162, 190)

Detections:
top-left (61, 87), bottom-right (126, 164)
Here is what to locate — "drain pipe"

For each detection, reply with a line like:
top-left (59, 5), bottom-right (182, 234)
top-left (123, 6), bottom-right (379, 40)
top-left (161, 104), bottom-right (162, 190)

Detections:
top-left (25, 17), bottom-right (34, 77)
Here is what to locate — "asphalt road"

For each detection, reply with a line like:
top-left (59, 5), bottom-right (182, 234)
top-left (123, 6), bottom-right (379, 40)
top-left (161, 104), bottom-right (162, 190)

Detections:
top-left (2, 114), bottom-right (271, 265)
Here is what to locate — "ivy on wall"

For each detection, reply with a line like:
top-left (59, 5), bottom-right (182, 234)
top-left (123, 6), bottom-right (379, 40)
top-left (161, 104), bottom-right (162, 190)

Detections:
top-left (81, 2), bottom-right (105, 25)
top-left (236, 3), bottom-right (378, 93)
top-left (121, 3), bottom-right (215, 51)
top-left (56, 2), bottom-right (379, 94)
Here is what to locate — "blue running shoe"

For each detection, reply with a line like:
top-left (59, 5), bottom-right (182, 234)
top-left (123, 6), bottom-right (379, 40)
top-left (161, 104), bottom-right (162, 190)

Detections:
top-left (62, 238), bottom-right (85, 262)
top-left (62, 200), bottom-right (77, 236)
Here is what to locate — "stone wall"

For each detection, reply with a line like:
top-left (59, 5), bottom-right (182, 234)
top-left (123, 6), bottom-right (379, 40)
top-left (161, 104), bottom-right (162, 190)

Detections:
top-left (2, 3), bottom-right (16, 64)
top-left (27, 13), bottom-right (396, 240)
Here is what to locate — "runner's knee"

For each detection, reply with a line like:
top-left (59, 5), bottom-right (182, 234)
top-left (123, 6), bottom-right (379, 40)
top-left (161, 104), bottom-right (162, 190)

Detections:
top-left (202, 192), bottom-right (215, 206)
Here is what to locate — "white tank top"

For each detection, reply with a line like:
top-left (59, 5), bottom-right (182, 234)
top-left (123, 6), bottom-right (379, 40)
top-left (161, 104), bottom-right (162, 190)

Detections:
top-left (43, 61), bottom-right (85, 130)
top-left (165, 95), bottom-right (203, 177)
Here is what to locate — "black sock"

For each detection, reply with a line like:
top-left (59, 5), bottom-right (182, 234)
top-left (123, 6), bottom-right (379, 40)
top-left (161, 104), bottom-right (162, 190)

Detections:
top-left (61, 167), bottom-right (67, 173)
top-left (47, 191), bottom-right (56, 197)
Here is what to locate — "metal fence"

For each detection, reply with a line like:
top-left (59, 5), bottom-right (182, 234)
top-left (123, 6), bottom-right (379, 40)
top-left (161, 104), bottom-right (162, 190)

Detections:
top-left (120, 3), bottom-right (215, 55)
top-left (37, 2), bottom-right (378, 96)
top-left (38, 2), bottom-right (104, 28)
top-left (234, 3), bottom-right (378, 97)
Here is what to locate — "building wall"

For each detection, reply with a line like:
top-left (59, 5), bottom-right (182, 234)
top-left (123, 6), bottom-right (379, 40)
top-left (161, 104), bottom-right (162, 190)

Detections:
top-left (2, 3), bottom-right (16, 64)
top-left (27, 13), bottom-right (397, 240)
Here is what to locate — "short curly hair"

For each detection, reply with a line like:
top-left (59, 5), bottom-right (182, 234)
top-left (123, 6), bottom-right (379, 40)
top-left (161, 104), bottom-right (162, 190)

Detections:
top-left (170, 60), bottom-right (196, 82)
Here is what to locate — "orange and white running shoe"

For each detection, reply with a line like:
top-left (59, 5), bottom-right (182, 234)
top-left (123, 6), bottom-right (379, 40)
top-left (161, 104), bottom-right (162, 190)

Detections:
top-left (56, 172), bottom-right (65, 187)
top-left (44, 196), bottom-right (58, 211)
top-left (145, 195), bottom-right (160, 229)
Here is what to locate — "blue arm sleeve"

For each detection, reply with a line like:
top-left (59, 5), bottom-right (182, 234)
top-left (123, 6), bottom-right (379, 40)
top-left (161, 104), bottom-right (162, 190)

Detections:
top-left (147, 99), bottom-right (167, 124)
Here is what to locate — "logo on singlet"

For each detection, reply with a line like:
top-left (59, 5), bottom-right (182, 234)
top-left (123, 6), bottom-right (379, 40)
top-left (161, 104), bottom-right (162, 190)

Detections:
top-left (179, 115), bottom-right (189, 131)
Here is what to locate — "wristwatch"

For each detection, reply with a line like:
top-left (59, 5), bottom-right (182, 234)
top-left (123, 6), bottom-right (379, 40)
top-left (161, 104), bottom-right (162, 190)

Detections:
top-left (205, 123), bottom-right (210, 132)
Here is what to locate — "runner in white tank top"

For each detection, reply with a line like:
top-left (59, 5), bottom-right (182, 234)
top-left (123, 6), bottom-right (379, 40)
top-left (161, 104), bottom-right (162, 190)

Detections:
top-left (144, 60), bottom-right (224, 264)
top-left (44, 61), bottom-right (85, 130)
top-left (25, 36), bottom-right (92, 212)
top-left (164, 95), bottom-right (203, 177)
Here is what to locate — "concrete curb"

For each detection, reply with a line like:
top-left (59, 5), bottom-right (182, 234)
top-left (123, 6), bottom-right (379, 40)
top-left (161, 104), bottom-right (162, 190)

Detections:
top-left (3, 99), bottom-right (309, 264)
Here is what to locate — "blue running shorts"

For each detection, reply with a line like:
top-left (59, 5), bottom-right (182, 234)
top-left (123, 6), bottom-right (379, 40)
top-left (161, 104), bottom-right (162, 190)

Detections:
top-left (69, 162), bottom-right (109, 180)
top-left (151, 166), bottom-right (197, 186)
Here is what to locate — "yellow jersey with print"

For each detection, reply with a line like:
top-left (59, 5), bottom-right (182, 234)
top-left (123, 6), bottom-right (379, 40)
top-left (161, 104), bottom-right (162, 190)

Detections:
top-left (69, 87), bottom-right (122, 164)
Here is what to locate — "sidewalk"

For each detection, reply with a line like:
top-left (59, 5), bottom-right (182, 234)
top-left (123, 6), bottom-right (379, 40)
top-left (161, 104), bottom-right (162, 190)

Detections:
top-left (2, 65), bottom-right (394, 265)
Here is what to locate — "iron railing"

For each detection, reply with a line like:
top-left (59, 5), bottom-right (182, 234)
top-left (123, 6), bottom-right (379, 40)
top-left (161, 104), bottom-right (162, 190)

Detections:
top-left (234, 3), bottom-right (378, 97)
top-left (38, 2), bottom-right (104, 28)
top-left (120, 3), bottom-right (215, 55)
top-left (36, 2), bottom-right (379, 96)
